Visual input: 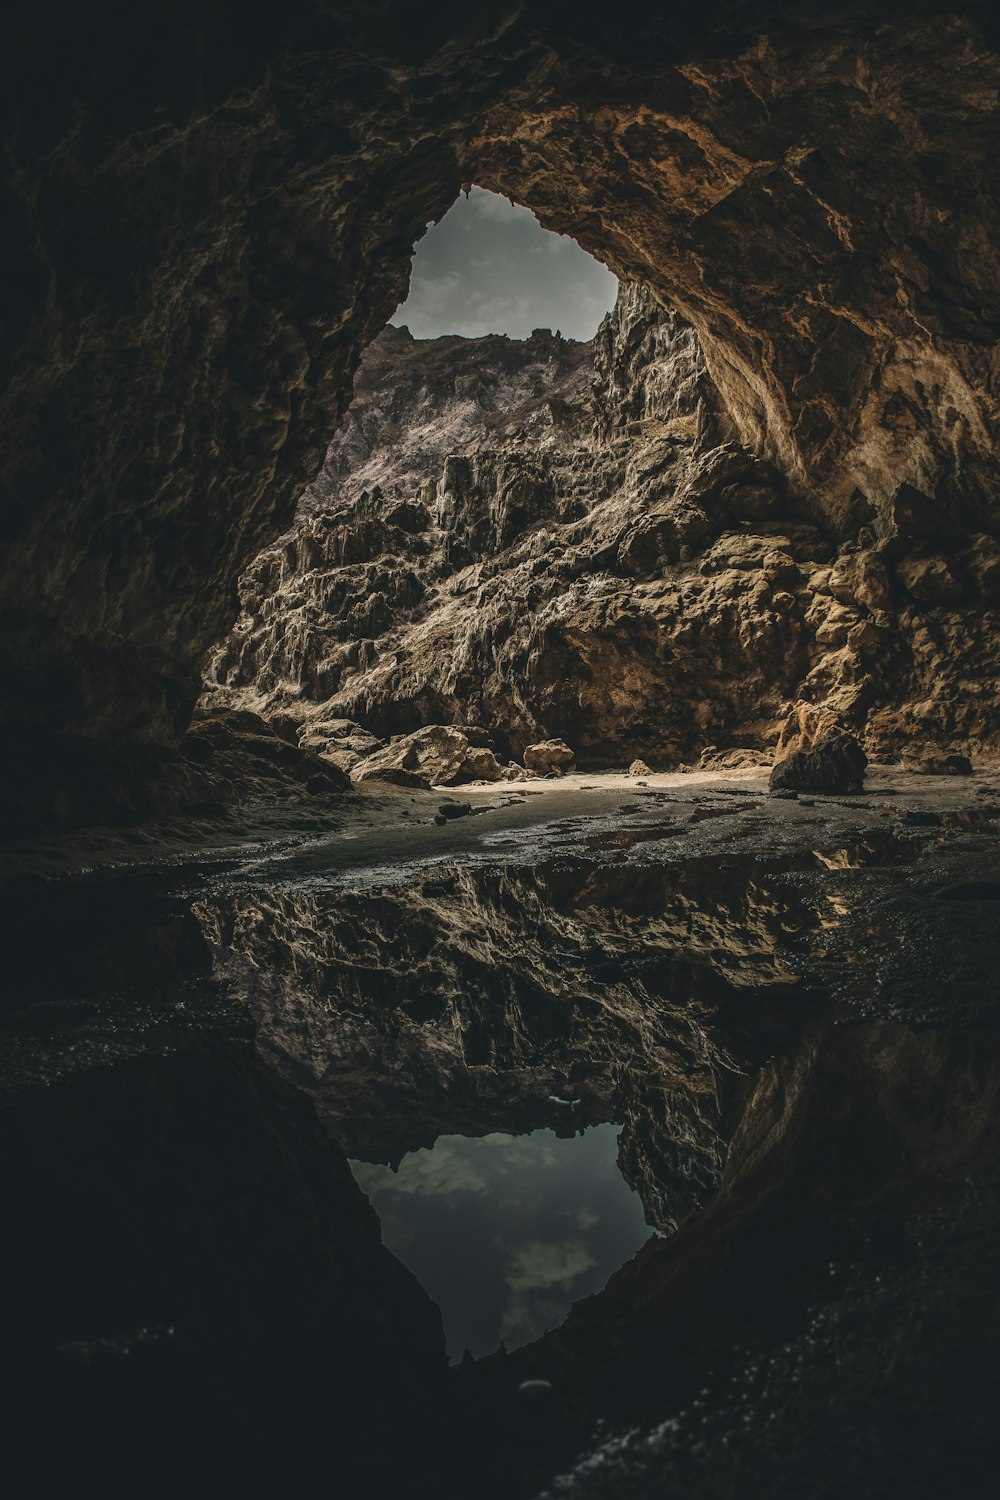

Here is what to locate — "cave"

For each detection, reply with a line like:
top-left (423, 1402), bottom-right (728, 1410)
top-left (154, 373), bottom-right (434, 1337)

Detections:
top-left (3, 3), bottom-right (1000, 1496)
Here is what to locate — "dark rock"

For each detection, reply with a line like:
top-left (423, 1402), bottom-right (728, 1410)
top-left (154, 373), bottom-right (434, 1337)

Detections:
top-left (438, 802), bottom-right (472, 820)
top-left (354, 766), bottom-right (431, 790)
top-left (902, 752), bottom-right (973, 776)
top-left (770, 732), bottom-right (867, 795)
top-left (1, 1043), bottom-right (447, 1491)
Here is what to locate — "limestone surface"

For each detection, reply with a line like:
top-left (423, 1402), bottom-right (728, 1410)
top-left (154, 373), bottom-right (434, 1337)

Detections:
top-left (207, 285), bottom-right (1000, 771)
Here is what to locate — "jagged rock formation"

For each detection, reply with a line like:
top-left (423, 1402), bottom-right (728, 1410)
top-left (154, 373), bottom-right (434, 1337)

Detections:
top-left (206, 284), bottom-right (1000, 769)
top-left (301, 321), bottom-right (594, 517)
top-left (476, 7), bottom-right (1000, 532)
top-left (6, 3), bottom-right (1000, 829)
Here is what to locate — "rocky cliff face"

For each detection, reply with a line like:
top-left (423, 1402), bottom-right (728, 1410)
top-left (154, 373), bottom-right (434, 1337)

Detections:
top-left (206, 283), bottom-right (1000, 771)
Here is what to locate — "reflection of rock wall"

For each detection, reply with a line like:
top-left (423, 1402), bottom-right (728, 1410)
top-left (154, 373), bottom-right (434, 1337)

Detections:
top-left (195, 854), bottom-right (820, 1231)
top-left (464, 1017), bottom-right (1000, 1495)
top-left (208, 284), bottom-right (1000, 767)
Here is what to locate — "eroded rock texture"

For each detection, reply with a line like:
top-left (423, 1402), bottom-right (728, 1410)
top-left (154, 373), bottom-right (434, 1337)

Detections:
top-left (5, 2), bottom-right (1000, 826)
top-left (475, 5), bottom-right (1000, 530)
top-left (207, 284), bottom-right (1000, 767)
top-left (195, 852), bottom-right (820, 1232)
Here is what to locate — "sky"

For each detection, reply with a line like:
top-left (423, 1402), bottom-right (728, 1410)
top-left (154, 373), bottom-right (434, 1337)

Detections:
top-left (351, 1123), bottom-right (649, 1362)
top-left (392, 186), bottom-right (619, 341)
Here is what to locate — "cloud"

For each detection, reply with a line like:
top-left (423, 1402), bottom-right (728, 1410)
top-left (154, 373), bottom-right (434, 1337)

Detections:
top-left (505, 1237), bottom-right (596, 1292)
top-left (469, 188), bottom-right (525, 222)
top-left (499, 1290), bottom-right (569, 1349)
top-left (498, 1237), bottom-right (598, 1347)
top-left (353, 1137), bottom-right (489, 1199)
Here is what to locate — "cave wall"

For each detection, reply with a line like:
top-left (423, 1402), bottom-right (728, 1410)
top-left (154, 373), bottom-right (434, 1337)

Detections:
top-left (208, 285), bottom-right (1000, 767)
top-left (3, 1), bottom-right (1000, 825)
top-left (474, 6), bottom-right (1000, 531)
top-left (1, 1), bottom-right (524, 759)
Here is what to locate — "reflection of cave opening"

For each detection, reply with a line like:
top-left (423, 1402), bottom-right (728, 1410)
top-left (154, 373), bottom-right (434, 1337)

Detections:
top-left (351, 1123), bottom-right (649, 1362)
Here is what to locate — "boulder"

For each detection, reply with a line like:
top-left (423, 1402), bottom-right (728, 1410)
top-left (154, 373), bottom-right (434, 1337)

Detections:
top-left (770, 730), bottom-right (867, 794)
top-left (502, 763), bottom-right (540, 781)
top-left (901, 752), bottom-right (973, 776)
top-left (894, 552), bottom-right (969, 607)
top-left (351, 725), bottom-right (472, 786)
top-left (826, 549), bottom-right (892, 613)
top-left (300, 718), bottom-right (386, 773)
top-left (459, 746), bottom-right (504, 782)
top-left (437, 801), bottom-right (472, 819)
top-left (352, 765), bottom-right (431, 789)
top-left (629, 759), bottom-right (653, 776)
top-left (523, 739), bottom-right (576, 775)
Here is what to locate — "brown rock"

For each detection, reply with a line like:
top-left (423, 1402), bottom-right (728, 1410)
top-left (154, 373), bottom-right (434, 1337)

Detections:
top-left (900, 753), bottom-right (973, 776)
top-left (960, 535), bottom-right (1000, 601)
top-left (826, 551), bottom-right (892, 614)
top-left (204, 289), bottom-right (1000, 789)
top-left (894, 552), bottom-right (969, 607)
top-left (775, 704), bottom-right (842, 760)
top-left (353, 725), bottom-right (473, 786)
top-left (770, 731), bottom-right (867, 795)
top-left (460, 747), bottom-right (504, 783)
top-left (352, 765), bottom-right (431, 790)
top-left (523, 739), bottom-right (577, 775)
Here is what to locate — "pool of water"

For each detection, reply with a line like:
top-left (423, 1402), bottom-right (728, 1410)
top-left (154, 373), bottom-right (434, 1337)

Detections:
top-left (352, 1123), bottom-right (652, 1360)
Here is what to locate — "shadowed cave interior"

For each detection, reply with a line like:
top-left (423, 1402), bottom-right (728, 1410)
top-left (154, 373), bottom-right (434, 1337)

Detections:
top-left (3, 3), bottom-right (1000, 1496)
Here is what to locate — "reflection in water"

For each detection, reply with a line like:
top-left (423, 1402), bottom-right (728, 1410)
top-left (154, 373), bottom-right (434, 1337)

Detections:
top-left (6, 815), bottom-right (1000, 1498)
top-left (352, 1123), bottom-right (651, 1360)
top-left (196, 853), bottom-right (824, 1235)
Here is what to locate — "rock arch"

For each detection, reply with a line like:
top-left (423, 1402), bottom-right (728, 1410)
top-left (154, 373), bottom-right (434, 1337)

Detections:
top-left (3, 1), bottom-right (999, 824)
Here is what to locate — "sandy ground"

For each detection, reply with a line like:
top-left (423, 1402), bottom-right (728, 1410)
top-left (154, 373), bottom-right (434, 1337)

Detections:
top-left (5, 762), bottom-right (1000, 888)
top-left (200, 762), bottom-right (1000, 897)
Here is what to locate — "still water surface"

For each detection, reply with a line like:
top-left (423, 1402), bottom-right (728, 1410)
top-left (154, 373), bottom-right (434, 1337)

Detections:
top-left (352, 1123), bottom-right (651, 1360)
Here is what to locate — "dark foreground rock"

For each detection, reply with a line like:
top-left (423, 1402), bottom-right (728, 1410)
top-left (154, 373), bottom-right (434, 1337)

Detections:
top-left (0, 1041), bottom-right (447, 1494)
top-left (770, 731), bottom-right (868, 795)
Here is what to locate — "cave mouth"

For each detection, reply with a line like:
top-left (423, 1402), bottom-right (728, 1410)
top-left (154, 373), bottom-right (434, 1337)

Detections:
top-left (5, 1), bottom-right (1000, 842)
top-left (391, 184), bottom-right (619, 341)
